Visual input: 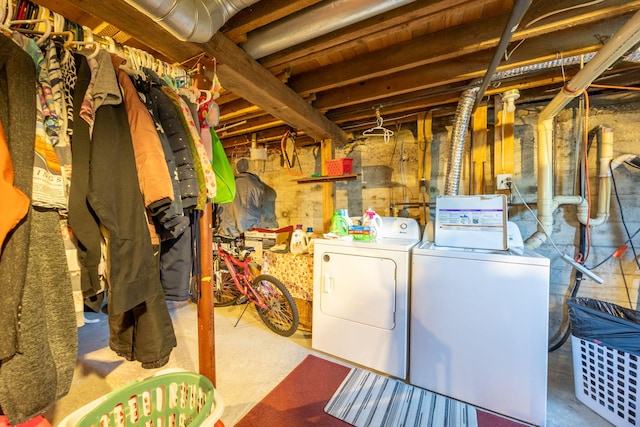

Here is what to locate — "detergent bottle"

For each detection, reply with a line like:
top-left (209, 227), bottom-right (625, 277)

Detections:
top-left (363, 207), bottom-right (383, 240)
top-left (329, 209), bottom-right (352, 237)
top-left (290, 224), bottom-right (309, 254)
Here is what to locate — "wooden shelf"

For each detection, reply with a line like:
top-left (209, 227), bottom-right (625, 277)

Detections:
top-left (296, 174), bottom-right (358, 183)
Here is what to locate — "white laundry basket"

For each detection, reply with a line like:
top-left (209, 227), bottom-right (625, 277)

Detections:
top-left (572, 336), bottom-right (639, 427)
top-left (57, 369), bottom-right (224, 427)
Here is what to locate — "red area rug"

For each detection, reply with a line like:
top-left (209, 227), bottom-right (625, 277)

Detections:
top-left (234, 354), bottom-right (531, 427)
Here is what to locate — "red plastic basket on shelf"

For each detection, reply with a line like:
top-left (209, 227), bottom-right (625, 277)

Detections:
top-left (326, 158), bottom-right (353, 176)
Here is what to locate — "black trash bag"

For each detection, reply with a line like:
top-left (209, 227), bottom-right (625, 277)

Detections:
top-left (568, 297), bottom-right (640, 356)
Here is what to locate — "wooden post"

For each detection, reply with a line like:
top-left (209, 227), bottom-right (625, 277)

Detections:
top-left (198, 203), bottom-right (215, 386)
top-left (472, 104), bottom-right (488, 195)
top-left (417, 111), bottom-right (432, 224)
top-left (321, 139), bottom-right (334, 232)
top-left (494, 96), bottom-right (515, 195)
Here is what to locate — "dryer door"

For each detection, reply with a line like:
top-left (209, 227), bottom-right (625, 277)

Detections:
top-left (318, 252), bottom-right (397, 329)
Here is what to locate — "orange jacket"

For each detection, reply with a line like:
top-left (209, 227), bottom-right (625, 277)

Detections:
top-left (0, 118), bottom-right (29, 252)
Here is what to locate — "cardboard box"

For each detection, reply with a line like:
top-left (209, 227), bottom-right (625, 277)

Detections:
top-left (294, 297), bottom-right (313, 332)
top-left (244, 226), bottom-right (293, 263)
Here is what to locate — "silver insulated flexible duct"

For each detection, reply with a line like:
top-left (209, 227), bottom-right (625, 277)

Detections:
top-left (124, 0), bottom-right (260, 43)
top-left (444, 87), bottom-right (478, 196)
top-left (443, 46), bottom-right (640, 197)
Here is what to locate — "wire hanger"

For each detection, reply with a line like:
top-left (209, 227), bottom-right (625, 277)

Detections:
top-left (362, 108), bottom-right (394, 144)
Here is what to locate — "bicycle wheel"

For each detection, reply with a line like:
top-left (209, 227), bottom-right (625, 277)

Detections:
top-left (213, 257), bottom-right (242, 307)
top-left (251, 274), bottom-right (299, 337)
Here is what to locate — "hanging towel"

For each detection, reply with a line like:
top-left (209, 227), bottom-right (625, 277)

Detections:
top-left (211, 128), bottom-right (236, 204)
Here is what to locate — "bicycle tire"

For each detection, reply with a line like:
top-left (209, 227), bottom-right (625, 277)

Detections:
top-left (251, 274), bottom-right (299, 337)
top-left (213, 257), bottom-right (242, 307)
top-left (189, 275), bottom-right (199, 304)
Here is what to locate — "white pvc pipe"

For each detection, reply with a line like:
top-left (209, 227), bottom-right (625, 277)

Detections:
top-left (525, 9), bottom-right (640, 249)
top-left (576, 127), bottom-right (613, 226)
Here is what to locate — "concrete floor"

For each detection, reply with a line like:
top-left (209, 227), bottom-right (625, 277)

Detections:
top-left (44, 300), bottom-right (613, 427)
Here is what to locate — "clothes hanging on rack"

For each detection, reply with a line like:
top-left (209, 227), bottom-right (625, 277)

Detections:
top-left (0, 14), bottom-right (217, 420)
top-left (71, 50), bottom-right (177, 359)
top-left (160, 85), bottom-right (209, 210)
top-left (142, 77), bottom-right (200, 210)
top-left (111, 53), bottom-right (175, 247)
top-left (0, 34), bottom-right (76, 425)
top-left (0, 118), bottom-right (29, 250)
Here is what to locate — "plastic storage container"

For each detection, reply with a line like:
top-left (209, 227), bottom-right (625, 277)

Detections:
top-left (290, 224), bottom-right (309, 254)
top-left (326, 158), bottom-right (353, 176)
top-left (568, 297), bottom-right (640, 427)
top-left (57, 370), bottom-right (224, 427)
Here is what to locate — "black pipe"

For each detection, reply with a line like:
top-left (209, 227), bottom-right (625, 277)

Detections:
top-left (548, 116), bottom-right (593, 352)
top-left (472, 0), bottom-right (533, 112)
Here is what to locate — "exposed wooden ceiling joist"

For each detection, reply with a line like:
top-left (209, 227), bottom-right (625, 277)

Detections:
top-left (35, 0), bottom-right (348, 144)
top-left (30, 0), bottom-right (640, 152)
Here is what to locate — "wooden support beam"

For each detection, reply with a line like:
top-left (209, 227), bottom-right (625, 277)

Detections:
top-left (201, 33), bottom-right (348, 144)
top-left (494, 96), bottom-right (515, 195)
top-left (417, 111), bottom-right (432, 225)
top-left (35, 0), bottom-right (348, 146)
top-left (471, 104), bottom-right (488, 195)
top-left (198, 203), bottom-right (215, 386)
top-left (321, 140), bottom-right (334, 232)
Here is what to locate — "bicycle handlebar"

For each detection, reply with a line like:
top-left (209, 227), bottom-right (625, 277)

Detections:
top-left (213, 234), bottom-right (256, 261)
top-left (213, 234), bottom-right (241, 244)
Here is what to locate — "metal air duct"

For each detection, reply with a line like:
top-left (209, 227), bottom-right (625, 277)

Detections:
top-left (444, 87), bottom-right (478, 196)
top-left (124, 0), bottom-right (260, 43)
top-left (242, 0), bottom-right (417, 59)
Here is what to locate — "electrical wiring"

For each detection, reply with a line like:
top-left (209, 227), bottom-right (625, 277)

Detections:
top-left (585, 82), bottom-right (640, 271)
top-left (618, 258), bottom-right (634, 309)
top-left (508, 178), bottom-right (566, 258)
top-left (608, 164), bottom-right (640, 271)
top-left (510, 178), bottom-right (591, 352)
top-left (579, 90), bottom-right (592, 263)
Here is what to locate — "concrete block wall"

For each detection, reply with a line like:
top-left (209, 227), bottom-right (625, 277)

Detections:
top-left (234, 97), bottom-right (640, 338)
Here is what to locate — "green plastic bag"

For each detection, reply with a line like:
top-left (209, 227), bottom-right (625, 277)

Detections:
top-left (211, 128), bottom-right (236, 204)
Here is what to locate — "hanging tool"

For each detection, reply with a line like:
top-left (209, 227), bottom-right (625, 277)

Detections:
top-left (280, 129), bottom-right (303, 176)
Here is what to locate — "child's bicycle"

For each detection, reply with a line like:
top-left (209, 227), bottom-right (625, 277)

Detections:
top-left (210, 234), bottom-right (299, 337)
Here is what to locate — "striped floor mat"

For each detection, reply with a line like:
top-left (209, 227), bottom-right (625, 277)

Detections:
top-left (325, 368), bottom-right (478, 427)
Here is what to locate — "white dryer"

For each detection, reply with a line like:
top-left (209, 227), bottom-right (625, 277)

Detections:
top-left (312, 217), bottom-right (420, 379)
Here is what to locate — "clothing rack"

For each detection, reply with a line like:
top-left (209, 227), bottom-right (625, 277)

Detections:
top-left (1, 0), bottom-right (217, 387)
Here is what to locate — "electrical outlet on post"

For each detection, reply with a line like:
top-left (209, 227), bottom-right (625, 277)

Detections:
top-left (497, 174), bottom-right (513, 190)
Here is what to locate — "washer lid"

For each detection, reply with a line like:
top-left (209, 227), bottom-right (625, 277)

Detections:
top-left (413, 241), bottom-right (550, 266)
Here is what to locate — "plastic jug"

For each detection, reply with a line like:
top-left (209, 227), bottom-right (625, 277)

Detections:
top-left (363, 208), bottom-right (383, 240)
top-left (329, 209), bottom-right (352, 237)
top-left (290, 224), bottom-right (309, 254)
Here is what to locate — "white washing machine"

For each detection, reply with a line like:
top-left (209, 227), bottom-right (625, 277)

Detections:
top-left (312, 216), bottom-right (420, 379)
top-left (409, 223), bottom-right (550, 426)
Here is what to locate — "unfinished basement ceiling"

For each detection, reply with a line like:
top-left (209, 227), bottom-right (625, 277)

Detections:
top-left (32, 0), bottom-right (640, 153)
